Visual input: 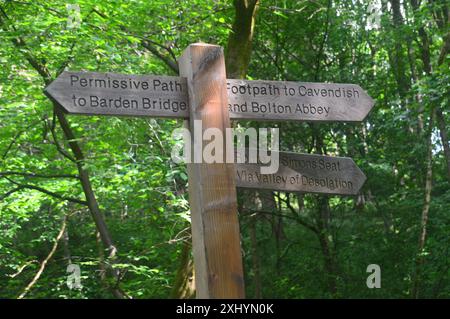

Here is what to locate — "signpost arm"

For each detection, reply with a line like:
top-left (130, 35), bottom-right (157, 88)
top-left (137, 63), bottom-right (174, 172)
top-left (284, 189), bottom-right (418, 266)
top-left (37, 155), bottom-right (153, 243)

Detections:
top-left (178, 43), bottom-right (245, 298)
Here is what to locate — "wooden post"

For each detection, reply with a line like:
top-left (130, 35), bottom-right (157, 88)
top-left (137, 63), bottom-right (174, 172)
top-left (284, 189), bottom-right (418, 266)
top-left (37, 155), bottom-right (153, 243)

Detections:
top-left (178, 43), bottom-right (245, 298)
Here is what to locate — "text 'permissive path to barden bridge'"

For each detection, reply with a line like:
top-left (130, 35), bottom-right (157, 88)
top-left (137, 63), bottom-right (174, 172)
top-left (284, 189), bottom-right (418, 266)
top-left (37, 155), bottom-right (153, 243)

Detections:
top-left (45, 71), bottom-right (374, 122)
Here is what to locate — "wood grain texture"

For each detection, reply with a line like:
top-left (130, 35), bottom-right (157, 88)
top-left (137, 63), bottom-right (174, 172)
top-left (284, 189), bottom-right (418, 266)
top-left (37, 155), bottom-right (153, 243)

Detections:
top-left (45, 72), bottom-right (374, 122)
top-left (44, 71), bottom-right (189, 118)
top-left (227, 79), bottom-right (374, 122)
top-left (178, 44), bottom-right (245, 299)
top-left (236, 151), bottom-right (366, 195)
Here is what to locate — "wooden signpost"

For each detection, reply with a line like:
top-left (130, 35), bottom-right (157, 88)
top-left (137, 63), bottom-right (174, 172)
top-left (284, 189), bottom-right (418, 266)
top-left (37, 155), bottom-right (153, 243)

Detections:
top-left (44, 43), bottom-right (374, 299)
top-left (235, 151), bottom-right (366, 196)
top-left (178, 44), bottom-right (244, 298)
top-left (227, 79), bottom-right (374, 122)
top-left (46, 75), bottom-right (373, 122)
top-left (44, 71), bottom-right (190, 118)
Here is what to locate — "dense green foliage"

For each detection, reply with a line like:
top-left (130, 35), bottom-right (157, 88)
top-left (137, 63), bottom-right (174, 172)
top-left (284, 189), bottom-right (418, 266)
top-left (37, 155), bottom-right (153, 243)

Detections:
top-left (0, 0), bottom-right (448, 299)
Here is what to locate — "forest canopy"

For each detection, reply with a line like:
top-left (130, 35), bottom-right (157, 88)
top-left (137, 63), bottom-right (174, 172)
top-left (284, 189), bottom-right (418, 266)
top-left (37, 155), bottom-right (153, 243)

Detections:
top-left (0, 0), bottom-right (449, 299)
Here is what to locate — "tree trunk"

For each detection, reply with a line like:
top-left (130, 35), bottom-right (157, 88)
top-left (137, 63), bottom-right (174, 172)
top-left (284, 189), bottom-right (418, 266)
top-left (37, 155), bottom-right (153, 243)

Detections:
top-left (225, 0), bottom-right (259, 79)
top-left (388, 0), bottom-right (411, 103)
top-left (62, 227), bottom-right (72, 265)
top-left (54, 109), bottom-right (118, 258)
top-left (312, 126), bottom-right (338, 296)
top-left (410, 0), bottom-right (450, 179)
top-left (171, 239), bottom-right (195, 299)
top-left (249, 214), bottom-right (262, 298)
top-left (316, 196), bottom-right (338, 296)
top-left (436, 108), bottom-right (450, 181)
top-left (411, 110), bottom-right (435, 298)
top-left (95, 231), bottom-right (126, 299)
top-left (436, 28), bottom-right (450, 180)
top-left (273, 192), bottom-right (285, 274)
top-left (410, 0), bottom-right (432, 75)
top-left (437, 32), bottom-right (450, 66)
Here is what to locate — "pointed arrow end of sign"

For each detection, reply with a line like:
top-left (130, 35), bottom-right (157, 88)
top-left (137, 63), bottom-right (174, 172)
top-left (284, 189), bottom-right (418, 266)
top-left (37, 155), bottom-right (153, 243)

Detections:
top-left (43, 81), bottom-right (57, 104)
top-left (43, 73), bottom-right (70, 114)
top-left (358, 87), bottom-right (376, 122)
top-left (43, 71), bottom-right (68, 96)
top-left (43, 84), bottom-right (56, 107)
top-left (43, 74), bottom-right (60, 100)
top-left (43, 82), bottom-right (53, 100)
top-left (350, 158), bottom-right (367, 194)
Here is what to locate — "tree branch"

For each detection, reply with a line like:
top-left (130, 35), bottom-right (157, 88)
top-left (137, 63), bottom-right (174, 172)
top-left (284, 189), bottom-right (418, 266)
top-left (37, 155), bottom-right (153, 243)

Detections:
top-left (0, 171), bottom-right (79, 179)
top-left (88, 6), bottom-right (179, 73)
top-left (47, 118), bottom-right (77, 163)
top-left (0, 186), bottom-right (25, 201)
top-left (8, 260), bottom-right (38, 278)
top-left (314, 0), bottom-right (332, 81)
top-left (56, 40), bottom-right (77, 77)
top-left (245, 208), bottom-right (318, 234)
top-left (1, 121), bottom-right (41, 161)
top-left (3, 176), bottom-right (87, 205)
top-left (18, 215), bottom-right (67, 299)
top-left (0, 7), bottom-right (52, 84)
top-left (140, 40), bottom-right (179, 73)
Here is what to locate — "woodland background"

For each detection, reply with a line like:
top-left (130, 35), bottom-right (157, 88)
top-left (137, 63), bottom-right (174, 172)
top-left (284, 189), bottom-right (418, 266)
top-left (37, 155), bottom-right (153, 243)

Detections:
top-left (0, 0), bottom-right (448, 299)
